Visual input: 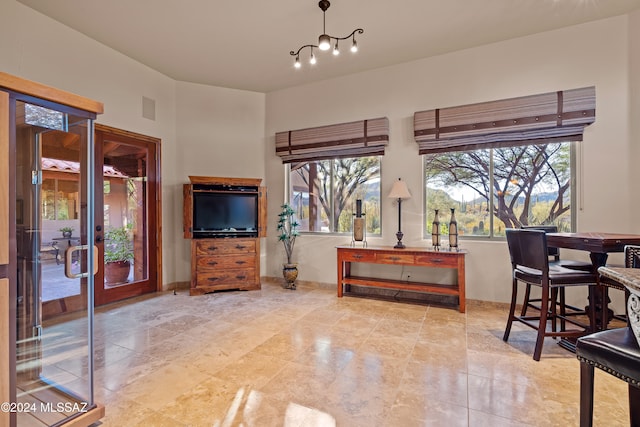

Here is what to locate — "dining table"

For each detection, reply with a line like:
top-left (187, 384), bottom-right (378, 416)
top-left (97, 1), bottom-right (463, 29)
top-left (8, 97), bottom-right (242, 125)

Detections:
top-left (597, 266), bottom-right (640, 345)
top-left (546, 232), bottom-right (640, 270)
top-left (545, 232), bottom-right (640, 350)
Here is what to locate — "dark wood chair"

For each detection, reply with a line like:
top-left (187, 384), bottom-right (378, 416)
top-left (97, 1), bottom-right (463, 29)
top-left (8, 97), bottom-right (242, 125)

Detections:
top-left (599, 245), bottom-right (640, 327)
top-left (504, 228), bottom-right (598, 361)
top-left (576, 327), bottom-right (640, 426)
top-left (520, 225), bottom-right (592, 319)
top-left (522, 225), bottom-right (593, 271)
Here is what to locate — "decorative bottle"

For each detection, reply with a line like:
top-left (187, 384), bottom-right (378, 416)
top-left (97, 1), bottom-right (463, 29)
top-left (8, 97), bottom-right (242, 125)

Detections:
top-left (431, 209), bottom-right (440, 250)
top-left (352, 199), bottom-right (365, 245)
top-left (449, 208), bottom-right (458, 251)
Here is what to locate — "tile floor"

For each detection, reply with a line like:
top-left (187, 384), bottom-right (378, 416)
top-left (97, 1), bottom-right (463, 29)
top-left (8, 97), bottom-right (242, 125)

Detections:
top-left (76, 280), bottom-right (630, 426)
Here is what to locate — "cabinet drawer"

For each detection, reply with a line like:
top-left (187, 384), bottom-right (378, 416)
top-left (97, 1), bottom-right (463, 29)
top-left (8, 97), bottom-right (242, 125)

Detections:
top-left (196, 254), bottom-right (255, 270)
top-left (197, 268), bottom-right (255, 285)
top-left (414, 253), bottom-right (458, 268)
top-left (375, 253), bottom-right (415, 265)
top-left (195, 239), bottom-right (256, 256)
top-left (340, 251), bottom-right (376, 263)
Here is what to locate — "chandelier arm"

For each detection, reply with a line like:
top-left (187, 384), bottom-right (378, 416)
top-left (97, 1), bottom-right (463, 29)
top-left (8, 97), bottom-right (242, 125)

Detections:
top-left (290, 44), bottom-right (319, 57)
top-left (327, 28), bottom-right (364, 42)
top-left (290, 28), bottom-right (363, 56)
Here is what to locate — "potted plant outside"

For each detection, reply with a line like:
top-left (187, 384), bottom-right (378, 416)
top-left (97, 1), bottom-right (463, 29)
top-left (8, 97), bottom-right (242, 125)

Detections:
top-left (104, 224), bottom-right (134, 285)
top-left (277, 204), bottom-right (300, 289)
top-left (59, 226), bottom-right (74, 238)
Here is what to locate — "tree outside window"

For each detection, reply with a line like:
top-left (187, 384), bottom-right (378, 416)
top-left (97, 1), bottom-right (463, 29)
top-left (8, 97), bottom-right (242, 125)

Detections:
top-left (424, 142), bottom-right (573, 238)
top-left (288, 156), bottom-right (381, 234)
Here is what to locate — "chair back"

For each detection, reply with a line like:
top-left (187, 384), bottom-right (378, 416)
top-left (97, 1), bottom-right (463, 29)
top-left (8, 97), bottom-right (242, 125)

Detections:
top-left (506, 228), bottom-right (550, 273)
top-left (521, 225), bottom-right (560, 260)
top-left (625, 245), bottom-right (640, 268)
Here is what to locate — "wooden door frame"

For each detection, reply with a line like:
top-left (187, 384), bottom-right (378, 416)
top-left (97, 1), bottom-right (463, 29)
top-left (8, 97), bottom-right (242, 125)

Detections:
top-left (94, 124), bottom-right (162, 305)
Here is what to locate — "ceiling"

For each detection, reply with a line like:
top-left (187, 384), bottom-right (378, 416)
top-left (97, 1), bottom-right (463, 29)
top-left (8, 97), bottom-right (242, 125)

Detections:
top-left (17, 0), bottom-right (640, 93)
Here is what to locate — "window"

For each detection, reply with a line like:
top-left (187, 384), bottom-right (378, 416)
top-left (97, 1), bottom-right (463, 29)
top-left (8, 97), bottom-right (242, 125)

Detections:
top-left (41, 179), bottom-right (79, 220)
top-left (288, 156), bottom-right (381, 234)
top-left (416, 87), bottom-right (595, 239)
top-left (424, 142), bottom-right (574, 238)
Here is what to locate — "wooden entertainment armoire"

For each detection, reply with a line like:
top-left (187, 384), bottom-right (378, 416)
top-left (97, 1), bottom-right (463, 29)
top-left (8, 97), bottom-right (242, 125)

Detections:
top-left (183, 176), bottom-right (266, 295)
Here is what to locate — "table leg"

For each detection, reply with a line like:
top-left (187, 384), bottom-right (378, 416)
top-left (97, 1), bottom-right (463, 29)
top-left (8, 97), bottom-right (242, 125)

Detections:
top-left (337, 257), bottom-right (342, 297)
top-left (559, 252), bottom-right (608, 352)
top-left (589, 252), bottom-right (609, 330)
top-left (457, 256), bottom-right (466, 313)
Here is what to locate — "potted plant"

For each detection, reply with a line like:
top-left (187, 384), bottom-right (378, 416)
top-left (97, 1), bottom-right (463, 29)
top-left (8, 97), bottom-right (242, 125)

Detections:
top-left (59, 226), bottom-right (74, 238)
top-left (277, 204), bottom-right (300, 289)
top-left (104, 224), bottom-right (134, 285)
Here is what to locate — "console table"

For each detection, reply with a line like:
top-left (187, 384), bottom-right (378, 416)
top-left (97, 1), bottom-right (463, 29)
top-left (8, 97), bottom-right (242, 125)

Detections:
top-left (336, 245), bottom-right (467, 312)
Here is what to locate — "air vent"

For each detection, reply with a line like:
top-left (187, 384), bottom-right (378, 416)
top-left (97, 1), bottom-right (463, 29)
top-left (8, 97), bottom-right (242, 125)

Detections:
top-left (142, 96), bottom-right (156, 120)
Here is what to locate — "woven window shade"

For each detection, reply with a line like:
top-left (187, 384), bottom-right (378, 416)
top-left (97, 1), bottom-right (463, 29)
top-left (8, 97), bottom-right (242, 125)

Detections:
top-left (414, 86), bottom-right (595, 154)
top-left (275, 117), bottom-right (389, 163)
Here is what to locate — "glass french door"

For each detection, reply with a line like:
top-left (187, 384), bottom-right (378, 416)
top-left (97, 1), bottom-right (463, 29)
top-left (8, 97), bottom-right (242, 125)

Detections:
top-left (94, 126), bottom-right (158, 306)
top-left (15, 99), bottom-right (98, 425)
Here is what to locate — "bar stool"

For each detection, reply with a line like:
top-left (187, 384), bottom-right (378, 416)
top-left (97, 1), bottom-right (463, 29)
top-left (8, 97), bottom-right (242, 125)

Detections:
top-left (576, 327), bottom-right (640, 426)
top-left (520, 225), bottom-right (592, 318)
top-left (503, 229), bottom-right (597, 361)
top-left (598, 245), bottom-right (640, 328)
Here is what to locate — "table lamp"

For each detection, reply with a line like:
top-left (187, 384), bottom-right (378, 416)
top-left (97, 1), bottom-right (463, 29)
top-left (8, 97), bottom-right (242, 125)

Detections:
top-left (388, 178), bottom-right (412, 249)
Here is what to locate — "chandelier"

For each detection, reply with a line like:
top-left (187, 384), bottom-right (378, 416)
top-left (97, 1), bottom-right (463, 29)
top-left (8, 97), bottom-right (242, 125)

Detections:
top-left (290, 0), bottom-right (364, 69)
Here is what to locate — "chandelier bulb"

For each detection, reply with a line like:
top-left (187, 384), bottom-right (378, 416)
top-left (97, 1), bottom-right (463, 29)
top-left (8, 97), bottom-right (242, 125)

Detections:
top-left (351, 37), bottom-right (358, 53)
top-left (310, 51), bottom-right (317, 65)
top-left (319, 34), bottom-right (331, 51)
top-left (294, 56), bottom-right (301, 68)
top-left (333, 42), bottom-right (340, 56)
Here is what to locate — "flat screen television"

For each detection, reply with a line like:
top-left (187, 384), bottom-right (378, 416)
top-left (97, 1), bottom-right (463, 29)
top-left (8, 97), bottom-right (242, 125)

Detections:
top-left (192, 191), bottom-right (258, 237)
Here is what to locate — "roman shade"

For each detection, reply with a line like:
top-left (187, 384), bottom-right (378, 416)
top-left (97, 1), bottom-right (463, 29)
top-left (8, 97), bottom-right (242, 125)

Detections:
top-left (414, 86), bottom-right (595, 155)
top-left (275, 117), bottom-right (389, 163)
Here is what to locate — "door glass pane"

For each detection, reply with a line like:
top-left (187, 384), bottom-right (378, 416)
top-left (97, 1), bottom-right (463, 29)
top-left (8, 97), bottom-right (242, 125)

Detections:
top-left (103, 142), bottom-right (148, 287)
top-left (15, 100), bottom-right (96, 425)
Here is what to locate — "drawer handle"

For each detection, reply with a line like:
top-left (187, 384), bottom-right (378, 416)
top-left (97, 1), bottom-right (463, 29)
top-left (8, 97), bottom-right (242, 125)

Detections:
top-left (353, 254), bottom-right (363, 259)
top-left (207, 261), bottom-right (218, 266)
top-left (431, 259), bottom-right (443, 263)
top-left (236, 245), bottom-right (246, 250)
top-left (207, 277), bottom-right (219, 282)
top-left (389, 256), bottom-right (401, 261)
top-left (207, 246), bottom-right (218, 251)
top-left (236, 275), bottom-right (247, 280)
top-left (235, 260), bottom-right (246, 265)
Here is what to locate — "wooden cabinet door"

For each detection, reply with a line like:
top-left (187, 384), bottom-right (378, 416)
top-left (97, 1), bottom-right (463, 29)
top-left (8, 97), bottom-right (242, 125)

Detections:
top-left (183, 184), bottom-right (193, 239)
top-left (259, 186), bottom-right (267, 237)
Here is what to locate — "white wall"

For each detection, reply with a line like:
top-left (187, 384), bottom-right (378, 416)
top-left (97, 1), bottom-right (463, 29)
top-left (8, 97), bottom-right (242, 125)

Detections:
top-left (630, 10), bottom-right (640, 233)
top-left (1, 1), bottom-right (266, 288)
top-left (174, 81), bottom-right (265, 281)
top-left (265, 16), bottom-right (634, 304)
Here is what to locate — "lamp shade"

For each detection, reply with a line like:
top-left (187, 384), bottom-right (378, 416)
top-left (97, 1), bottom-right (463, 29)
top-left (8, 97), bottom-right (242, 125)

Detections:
top-left (318, 34), bottom-right (331, 50)
top-left (388, 179), bottom-right (411, 200)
